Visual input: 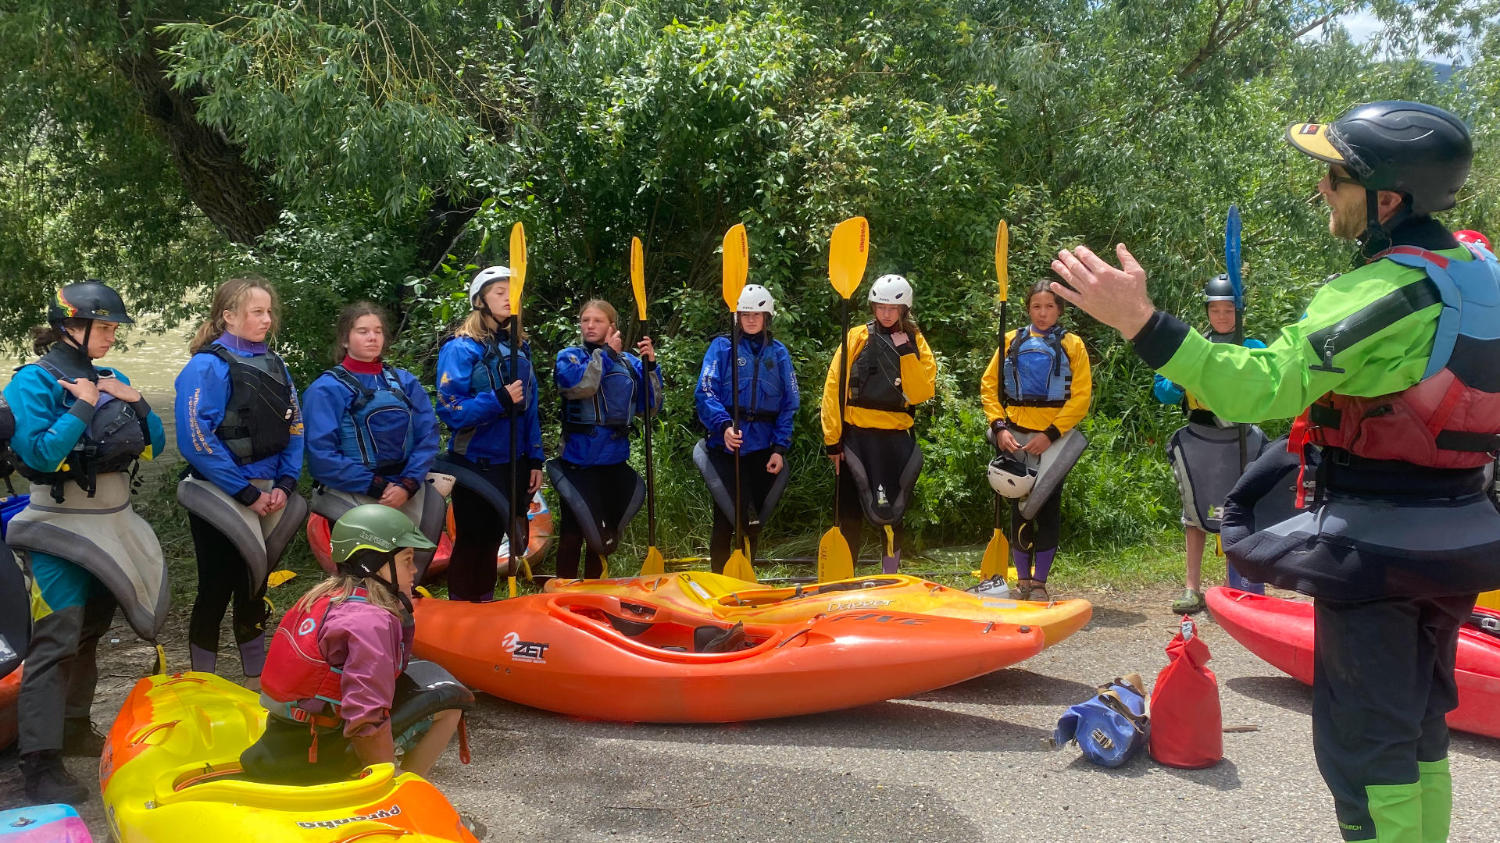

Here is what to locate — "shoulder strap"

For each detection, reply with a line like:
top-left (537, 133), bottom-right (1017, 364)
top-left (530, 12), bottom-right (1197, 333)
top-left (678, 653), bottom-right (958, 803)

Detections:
top-left (326, 366), bottom-right (375, 412)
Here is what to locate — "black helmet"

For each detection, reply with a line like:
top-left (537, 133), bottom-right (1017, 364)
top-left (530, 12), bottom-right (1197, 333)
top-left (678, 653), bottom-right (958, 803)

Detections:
top-left (1203, 273), bottom-right (1236, 304)
top-left (1285, 101), bottom-right (1472, 214)
top-left (48, 280), bottom-right (134, 326)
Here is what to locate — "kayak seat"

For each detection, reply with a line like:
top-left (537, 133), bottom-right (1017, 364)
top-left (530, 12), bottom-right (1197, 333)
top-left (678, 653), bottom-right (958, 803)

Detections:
top-left (694, 622), bottom-right (748, 653)
top-left (604, 614), bottom-right (654, 637)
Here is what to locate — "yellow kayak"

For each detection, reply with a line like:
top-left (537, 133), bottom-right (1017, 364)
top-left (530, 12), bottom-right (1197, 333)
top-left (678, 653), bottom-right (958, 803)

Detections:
top-left (101, 672), bottom-right (478, 842)
top-left (546, 572), bottom-right (1092, 648)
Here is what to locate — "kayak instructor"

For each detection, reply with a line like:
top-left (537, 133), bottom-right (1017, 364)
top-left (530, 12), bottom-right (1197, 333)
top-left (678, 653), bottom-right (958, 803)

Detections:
top-left (1050, 101), bottom-right (1500, 841)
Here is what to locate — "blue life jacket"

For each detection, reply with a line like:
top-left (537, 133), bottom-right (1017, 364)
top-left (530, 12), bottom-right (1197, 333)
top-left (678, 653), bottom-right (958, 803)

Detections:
top-left (467, 333), bottom-right (534, 400)
top-left (720, 334), bottom-right (787, 424)
top-left (1384, 244), bottom-right (1500, 381)
top-left (1052, 677), bottom-right (1149, 768)
top-left (561, 348), bottom-right (639, 433)
top-left (1003, 326), bottom-right (1072, 407)
top-left (326, 365), bottom-right (418, 475)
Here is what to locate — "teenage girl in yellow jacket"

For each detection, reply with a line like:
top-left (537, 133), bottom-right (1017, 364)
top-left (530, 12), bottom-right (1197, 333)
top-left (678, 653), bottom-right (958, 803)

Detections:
top-left (980, 281), bottom-right (1092, 600)
top-left (821, 274), bottom-right (939, 572)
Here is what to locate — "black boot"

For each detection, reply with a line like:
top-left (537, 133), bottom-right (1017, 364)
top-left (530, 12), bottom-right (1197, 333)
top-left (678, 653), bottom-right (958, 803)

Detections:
top-left (61, 716), bottom-right (106, 757)
top-left (21, 750), bottom-right (89, 805)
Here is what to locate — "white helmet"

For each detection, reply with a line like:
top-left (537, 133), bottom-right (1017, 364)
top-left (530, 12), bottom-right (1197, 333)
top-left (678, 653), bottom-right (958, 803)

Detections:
top-left (736, 284), bottom-right (775, 315)
top-left (869, 274), bottom-right (913, 306)
top-left (987, 454), bottom-right (1036, 499)
top-left (468, 265), bottom-right (512, 307)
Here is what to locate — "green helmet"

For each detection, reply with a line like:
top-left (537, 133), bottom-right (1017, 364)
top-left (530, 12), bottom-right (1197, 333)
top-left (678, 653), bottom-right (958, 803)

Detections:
top-left (330, 504), bottom-right (436, 574)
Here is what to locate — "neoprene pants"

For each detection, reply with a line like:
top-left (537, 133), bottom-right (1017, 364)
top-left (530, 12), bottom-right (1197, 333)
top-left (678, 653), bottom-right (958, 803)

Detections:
top-left (1313, 594), bottom-right (1472, 841)
top-left (1006, 484), bottom-right (1062, 553)
top-left (187, 512), bottom-right (269, 658)
top-left (18, 553), bottom-right (115, 754)
top-left (707, 448), bottom-right (777, 574)
top-left (837, 427), bottom-right (916, 558)
top-left (447, 460), bottom-right (529, 601)
top-left (554, 461), bottom-right (638, 580)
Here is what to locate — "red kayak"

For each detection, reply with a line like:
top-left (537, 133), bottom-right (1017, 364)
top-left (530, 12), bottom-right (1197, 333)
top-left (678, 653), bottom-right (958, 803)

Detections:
top-left (413, 592), bottom-right (1045, 723)
top-left (1206, 587), bottom-right (1500, 739)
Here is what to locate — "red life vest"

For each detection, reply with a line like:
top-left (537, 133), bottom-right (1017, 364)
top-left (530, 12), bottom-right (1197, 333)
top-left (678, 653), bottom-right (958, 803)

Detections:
top-left (261, 588), bottom-right (372, 714)
top-left (1292, 245), bottom-right (1500, 473)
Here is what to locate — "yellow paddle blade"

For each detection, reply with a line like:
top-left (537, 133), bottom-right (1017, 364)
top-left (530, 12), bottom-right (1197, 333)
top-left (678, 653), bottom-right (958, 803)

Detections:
top-left (995, 220), bottom-right (1009, 302)
top-left (817, 526), bottom-right (854, 582)
top-left (829, 216), bottom-right (870, 300)
top-left (721, 223), bottom-right (748, 312)
top-left (639, 545), bottom-right (666, 576)
top-left (1478, 590), bottom-right (1500, 610)
top-left (979, 528), bottom-right (1010, 579)
top-left (416, 586), bottom-right (435, 599)
top-left (724, 548), bottom-right (757, 584)
top-left (630, 236), bottom-right (647, 322)
top-left (509, 222), bottom-right (527, 313)
top-left (266, 569), bottom-right (298, 588)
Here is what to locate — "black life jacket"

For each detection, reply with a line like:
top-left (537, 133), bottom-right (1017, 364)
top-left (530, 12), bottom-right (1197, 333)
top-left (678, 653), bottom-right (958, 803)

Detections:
top-left (201, 344), bottom-right (295, 466)
top-left (12, 345), bottom-right (149, 499)
top-left (848, 323), bottom-right (911, 414)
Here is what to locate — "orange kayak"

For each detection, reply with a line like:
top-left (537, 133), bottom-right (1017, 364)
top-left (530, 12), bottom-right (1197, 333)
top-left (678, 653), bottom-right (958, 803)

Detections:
top-left (413, 593), bottom-right (1045, 723)
top-left (0, 667), bottom-right (18, 749)
top-left (546, 572), bottom-right (1092, 648)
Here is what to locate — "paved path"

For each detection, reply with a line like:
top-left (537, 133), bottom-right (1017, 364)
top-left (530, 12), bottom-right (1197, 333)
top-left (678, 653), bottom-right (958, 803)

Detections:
top-left (4, 586), bottom-right (1497, 841)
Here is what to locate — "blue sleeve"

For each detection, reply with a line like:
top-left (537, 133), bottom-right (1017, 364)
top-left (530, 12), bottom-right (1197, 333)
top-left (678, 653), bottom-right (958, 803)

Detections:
top-left (106, 370), bottom-right (167, 459)
top-left (1244, 338), bottom-right (1267, 350)
top-left (3, 367), bottom-right (88, 473)
top-left (1152, 373), bottom-right (1184, 405)
top-left (275, 363), bottom-right (305, 485)
top-left (526, 366), bottom-right (544, 464)
top-left (302, 374), bottom-right (372, 492)
top-left (554, 346), bottom-right (594, 391)
top-left (774, 343), bottom-right (798, 450)
top-left (174, 353), bottom-right (256, 497)
top-left (435, 340), bottom-right (504, 430)
top-left (398, 369), bottom-right (440, 482)
top-left (694, 338), bottom-right (732, 434)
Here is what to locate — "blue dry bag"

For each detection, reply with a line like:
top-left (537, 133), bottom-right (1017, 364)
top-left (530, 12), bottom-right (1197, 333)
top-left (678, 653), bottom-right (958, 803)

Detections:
top-left (1052, 674), bottom-right (1150, 768)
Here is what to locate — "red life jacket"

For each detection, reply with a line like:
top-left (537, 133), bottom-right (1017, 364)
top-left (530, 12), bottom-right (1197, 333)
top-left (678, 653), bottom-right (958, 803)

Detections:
top-left (261, 587), bottom-right (373, 714)
top-left (1292, 245), bottom-right (1500, 474)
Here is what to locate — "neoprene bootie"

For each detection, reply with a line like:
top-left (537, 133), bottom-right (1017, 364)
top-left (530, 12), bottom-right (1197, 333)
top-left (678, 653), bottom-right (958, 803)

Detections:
top-left (1363, 779), bottom-right (1424, 842)
top-left (21, 750), bottom-right (88, 805)
top-left (1418, 758), bottom-right (1451, 842)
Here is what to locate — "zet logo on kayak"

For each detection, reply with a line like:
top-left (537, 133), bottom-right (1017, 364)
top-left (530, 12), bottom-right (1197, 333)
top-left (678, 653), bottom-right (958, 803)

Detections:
top-left (501, 631), bottom-right (550, 663)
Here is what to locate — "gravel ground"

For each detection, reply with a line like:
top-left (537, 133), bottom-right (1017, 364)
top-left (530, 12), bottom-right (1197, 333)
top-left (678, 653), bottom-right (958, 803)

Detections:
top-left (4, 585), bottom-right (1497, 842)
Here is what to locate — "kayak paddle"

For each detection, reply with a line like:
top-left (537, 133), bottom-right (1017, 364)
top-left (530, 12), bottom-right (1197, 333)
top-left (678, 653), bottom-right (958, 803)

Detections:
top-left (506, 221), bottom-right (527, 598)
top-left (631, 236), bottom-right (666, 576)
top-left (817, 216), bottom-right (869, 582)
top-left (721, 224), bottom-right (756, 583)
top-left (1226, 204), bottom-right (1250, 472)
top-left (979, 220), bottom-right (1013, 581)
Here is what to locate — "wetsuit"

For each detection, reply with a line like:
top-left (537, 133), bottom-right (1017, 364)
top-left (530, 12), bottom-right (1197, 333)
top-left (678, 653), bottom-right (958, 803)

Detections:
top-left (695, 332), bottom-right (798, 573)
top-left (1134, 216), bottom-right (1500, 840)
top-left (175, 333), bottom-right (305, 678)
top-left (551, 342), bottom-right (661, 579)
top-left (980, 325), bottom-right (1092, 586)
top-left (434, 329), bottom-right (543, 601)
top-left (5, 343), bottom-right (166, 759)
top-left (821, 322), bottom-right (937, 570)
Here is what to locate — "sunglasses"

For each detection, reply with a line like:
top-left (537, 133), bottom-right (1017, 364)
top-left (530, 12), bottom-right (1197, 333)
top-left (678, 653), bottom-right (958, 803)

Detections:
top-left (1326, 166), bottom-right (1361, 190)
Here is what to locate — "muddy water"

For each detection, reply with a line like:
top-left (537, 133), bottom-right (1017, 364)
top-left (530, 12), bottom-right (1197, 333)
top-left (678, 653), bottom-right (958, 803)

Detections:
top-left (0, 316), bottom-right (195, 474)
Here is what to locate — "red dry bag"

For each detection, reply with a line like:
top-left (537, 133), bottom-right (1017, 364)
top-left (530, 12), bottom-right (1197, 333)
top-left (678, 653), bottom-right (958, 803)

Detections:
top-left (1148, 616), bottom-right (1223, 768)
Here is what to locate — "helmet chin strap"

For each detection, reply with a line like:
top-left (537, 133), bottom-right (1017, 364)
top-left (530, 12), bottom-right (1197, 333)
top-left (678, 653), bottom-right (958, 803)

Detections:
top-left (1356, 188), bottom-right (1411, 264)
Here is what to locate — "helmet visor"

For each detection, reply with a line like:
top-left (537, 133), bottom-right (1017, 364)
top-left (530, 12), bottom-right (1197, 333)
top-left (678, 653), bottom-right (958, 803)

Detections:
top-left (1285, 122), bottom-right (1347, 165)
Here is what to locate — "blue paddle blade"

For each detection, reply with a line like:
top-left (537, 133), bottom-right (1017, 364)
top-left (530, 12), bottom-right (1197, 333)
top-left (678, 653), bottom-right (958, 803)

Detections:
top-left (1225, 204), bottom-right (1243, 308)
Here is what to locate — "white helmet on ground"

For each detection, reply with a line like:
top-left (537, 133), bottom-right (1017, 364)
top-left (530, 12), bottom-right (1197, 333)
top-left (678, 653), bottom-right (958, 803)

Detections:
top-left (988, 454), bottom-right (1036, 499)
top-left (869, 274), bottom-right (913, 306)
top-left (468, 266), bottom-right (512, 307)
top-left (737, 284), bottom-right (775, 315)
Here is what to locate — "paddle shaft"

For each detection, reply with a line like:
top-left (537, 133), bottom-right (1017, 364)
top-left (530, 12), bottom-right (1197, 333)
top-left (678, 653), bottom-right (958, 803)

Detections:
top-left (642, 316), bottom-right (657, 550)
top-left (993, 295), bottom-right (1009, 533)
top-left (834, 295), bottom-right (852, 518)
top-left (509, 314), bottom-right (522, 579)
top-left (730, 312), bottom-right (743, 551)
